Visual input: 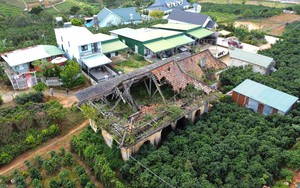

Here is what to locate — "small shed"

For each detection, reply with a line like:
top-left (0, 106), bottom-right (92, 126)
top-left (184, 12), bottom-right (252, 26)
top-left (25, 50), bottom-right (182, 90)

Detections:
top-left (229, 49), bottom-right (276, 74)
top-left (232, 79), bottom-right (298, 115)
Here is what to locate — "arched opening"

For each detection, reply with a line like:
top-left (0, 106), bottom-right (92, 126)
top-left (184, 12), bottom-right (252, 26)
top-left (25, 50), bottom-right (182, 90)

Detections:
top-left (159, 125), bottom-right (173, 146)
top-left (138, 140), bottom-right (153, 155)
top-left (176, 117), bottom-right (188, 130)
top-left (194, 109), bottom-right (201, 123)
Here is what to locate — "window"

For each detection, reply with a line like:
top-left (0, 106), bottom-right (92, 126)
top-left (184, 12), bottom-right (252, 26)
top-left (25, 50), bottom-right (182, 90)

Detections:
top-left (81, 45), bottom-right (88, 51)
top-left (200, 58), bottom-right (206, 67)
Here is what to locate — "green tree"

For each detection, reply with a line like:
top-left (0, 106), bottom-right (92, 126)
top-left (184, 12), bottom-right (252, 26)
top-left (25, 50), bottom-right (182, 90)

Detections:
top-left (30, 6), bottom-right (43, 15)
top-left (33, 82), bottom-right (47, 92)
top-left (32, 178), bottom-right (43, 188)
top-left (71, 18), bottom-right (83, 26)
top-left (60, 60), bottom-right (84, 88)
top-left (70, 6), bottom-right (81, 15)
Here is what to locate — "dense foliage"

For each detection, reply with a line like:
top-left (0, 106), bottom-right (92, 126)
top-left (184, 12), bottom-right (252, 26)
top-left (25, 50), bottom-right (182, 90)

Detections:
top-left (60, 61), bottom-right (86, 88)
top-left (15, 91), bottom-right (44, 105)
top-left (120, 101), bottom-right (300, 187)
top-left (201, 3), bottom-right (282, 19)
top-left (0, 12), bottom-right (56, 53)
top-left (0, 100), bottom-right (66, 165)
top-left (70, 127), bottom-right (125, 188)
top-left (220, 22), bottom-right (300, 98)
top-left (0, 148), bottom-right (96, 187)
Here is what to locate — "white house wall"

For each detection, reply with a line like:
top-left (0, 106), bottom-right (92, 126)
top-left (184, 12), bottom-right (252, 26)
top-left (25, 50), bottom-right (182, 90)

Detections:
top-left (229, 58), bottom-right (267, 74)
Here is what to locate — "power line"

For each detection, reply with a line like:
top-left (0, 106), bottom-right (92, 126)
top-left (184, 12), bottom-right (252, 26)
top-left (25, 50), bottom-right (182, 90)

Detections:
top-left (129, 156), bottom-right (176, 188)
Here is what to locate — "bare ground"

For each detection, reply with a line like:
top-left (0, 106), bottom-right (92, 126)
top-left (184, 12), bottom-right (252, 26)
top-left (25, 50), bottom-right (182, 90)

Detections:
top-left (234, 13), bottom-right (300, 36)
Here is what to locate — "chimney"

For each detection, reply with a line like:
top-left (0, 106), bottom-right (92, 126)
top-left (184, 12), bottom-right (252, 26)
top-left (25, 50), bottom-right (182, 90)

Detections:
top-left (129, 13), bottom-right (133, 21)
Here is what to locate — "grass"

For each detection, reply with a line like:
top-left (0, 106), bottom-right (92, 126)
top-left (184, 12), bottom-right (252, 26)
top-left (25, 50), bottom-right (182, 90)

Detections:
top-left (0, 2), bottom-right (23, 17)
top-left (202, 11), bottom-right (238, 23)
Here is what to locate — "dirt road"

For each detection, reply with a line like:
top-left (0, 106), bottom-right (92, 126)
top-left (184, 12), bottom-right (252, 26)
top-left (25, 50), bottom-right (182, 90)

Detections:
top-left (0, 120), bottom-right (89, 176)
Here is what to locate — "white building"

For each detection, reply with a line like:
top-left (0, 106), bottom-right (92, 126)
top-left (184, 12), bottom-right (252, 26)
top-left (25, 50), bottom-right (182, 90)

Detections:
top-left (54, 25), bottom-right (128, 83)
top-left (229, 48), bottom-right (276, 75)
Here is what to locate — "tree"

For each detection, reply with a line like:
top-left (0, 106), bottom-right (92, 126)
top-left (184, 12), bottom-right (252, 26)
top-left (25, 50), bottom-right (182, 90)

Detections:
top-left (149, 10), bottom-right (164, 19)
top-left (60, 60), bottom-right (85, 88)
top-left (30, 6), bottom-right (43, 15)
top-left (71, 18), bottom-right (83, 26)
top-left (33, 82), bottom-right (47, 92)
top-left (69, 6), bottom-right (81, 15)
top-left (32, 179), bottom-right (43, 188)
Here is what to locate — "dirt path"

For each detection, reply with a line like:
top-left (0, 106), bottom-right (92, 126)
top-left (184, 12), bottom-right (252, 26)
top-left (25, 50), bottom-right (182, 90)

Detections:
top-left (0, 120), bottom-right (89, 176)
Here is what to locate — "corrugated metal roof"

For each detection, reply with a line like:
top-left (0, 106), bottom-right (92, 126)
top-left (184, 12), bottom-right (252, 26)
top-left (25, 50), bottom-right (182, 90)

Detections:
top-left (111, 7), bottom-right (141, 22)
top-left (230, 48), bottom-right (274, 68)
top-left (144, 39), bottom-right (176, 53)
top-left (187, 28), bottom-right (214, 39)
top-left (165, 35), bottom-right (194, 46)
top-left (167, 9), bottom-right (210, 26)
top-left (42, 45), bottom-right (65, 56)
top-left (233, 79), bottom-right (298, 113)
top-left (81, 54), bottom-right (111, 69)
top-left (102, 39), bottom-right (128, 54)
top-left (110, 28), bottom-right (181, 42)
top-left (152, 23), bottom-right (201, 31)
top-left (1, 45), bottom-right (64, 67)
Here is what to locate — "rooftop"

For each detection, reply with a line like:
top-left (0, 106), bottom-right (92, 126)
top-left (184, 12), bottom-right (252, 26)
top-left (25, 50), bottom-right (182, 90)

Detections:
top-left (55, 26), bottom-right (113, 46)
top-left (233, 79), bottom-right (298, 113)
top-left (230, 48), bottom-right (274, 68)
top-left (110, 7), bottom-right (141, 22)
top-left (1, 45), bottom-right (64, 67)
top-left (167, 9), bottom-right (215, 27)
top-left (152, 23), bottom-right (201, 31)
top-left (110, 28), bottom-right (182, 42)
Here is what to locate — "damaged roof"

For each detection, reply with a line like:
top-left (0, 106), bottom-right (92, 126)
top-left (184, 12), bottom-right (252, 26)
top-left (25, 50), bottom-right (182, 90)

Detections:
top-left (75, 50), bottom-right (226, 104)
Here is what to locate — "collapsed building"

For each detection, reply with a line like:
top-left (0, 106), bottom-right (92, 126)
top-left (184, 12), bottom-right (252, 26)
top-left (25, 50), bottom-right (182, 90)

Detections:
top-left (75, 50), bottom-right (226, 160)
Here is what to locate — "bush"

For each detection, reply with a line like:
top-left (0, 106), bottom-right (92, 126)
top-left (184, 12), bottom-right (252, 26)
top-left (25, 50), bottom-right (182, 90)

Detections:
top-left (15, 91), bottom-right (44, 105)
top-left (133, 54), bottom-right (145, 61)
top-left (33, 82), bottom-right (47, 92)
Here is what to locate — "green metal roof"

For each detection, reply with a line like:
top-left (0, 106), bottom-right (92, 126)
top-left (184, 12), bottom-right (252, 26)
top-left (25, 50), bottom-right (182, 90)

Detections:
top-left (230, 48), bottom-right (274, 68)
top-left (41, 45), bottom-right (65, 56)
top-left (102, 40), bottom-right (128, 54)
top-left (187, 28), bottom-right (214, 39)
top-left (165, 35), bottom-right (194, 47)
top-left (233, 79), bottom-right (298, 114)
top-left (152, 23), bottom-right (201, 31)
top-left (144, 39), bottom-right (177, 53)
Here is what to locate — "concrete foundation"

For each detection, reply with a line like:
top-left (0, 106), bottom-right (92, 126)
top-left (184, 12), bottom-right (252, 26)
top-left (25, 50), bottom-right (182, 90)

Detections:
top-left (100, 102), bottom-right (209, 160)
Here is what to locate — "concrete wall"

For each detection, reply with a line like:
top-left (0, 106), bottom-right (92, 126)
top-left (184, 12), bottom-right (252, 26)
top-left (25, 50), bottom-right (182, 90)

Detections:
top-left (99, 103), bottom-right (209, 160)
top-left (229, 58), bottom-right (268, 75)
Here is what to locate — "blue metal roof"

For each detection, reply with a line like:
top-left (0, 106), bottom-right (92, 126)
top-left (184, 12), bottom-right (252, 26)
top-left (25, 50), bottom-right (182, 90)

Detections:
top-left (111, 7), bottom-right (141, 22)
top-left (233, 79), bottom-right (298, 114)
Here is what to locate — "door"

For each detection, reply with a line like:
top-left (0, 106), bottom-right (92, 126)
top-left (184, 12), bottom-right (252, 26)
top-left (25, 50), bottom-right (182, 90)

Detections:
top-left (135, 45), bottom-right (138, 54)
top-left (263, 105), bottom-right (272, 115)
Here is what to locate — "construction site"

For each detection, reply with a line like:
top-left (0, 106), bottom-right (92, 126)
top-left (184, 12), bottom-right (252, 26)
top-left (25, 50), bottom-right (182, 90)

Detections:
top-left (75, 50), bottom-right (227, 160)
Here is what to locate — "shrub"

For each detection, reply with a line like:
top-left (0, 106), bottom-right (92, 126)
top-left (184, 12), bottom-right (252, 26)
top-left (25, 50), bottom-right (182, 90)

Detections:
top-left (15, 91), bottom-right (44, 105)
top-left (133, 54), bottom-right (145, 61)
top-left (33, 82), bottom-right (47, 92)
